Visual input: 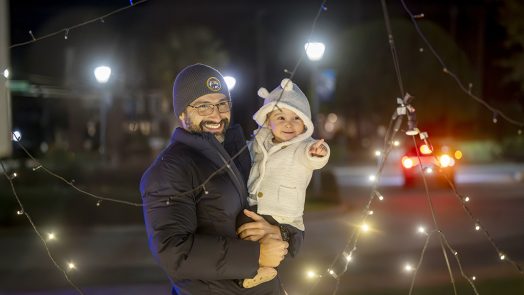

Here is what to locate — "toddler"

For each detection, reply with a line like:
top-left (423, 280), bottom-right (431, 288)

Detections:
top-left (241, 78), bottom-right (330, 288)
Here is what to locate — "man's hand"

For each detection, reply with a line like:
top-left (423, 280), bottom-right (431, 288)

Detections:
top-left (237, 210), bottom-right (282, 241)
top-left (259, 235), bottom-right (288, 268)
top-left (309, 139), bottom-right (327, 157)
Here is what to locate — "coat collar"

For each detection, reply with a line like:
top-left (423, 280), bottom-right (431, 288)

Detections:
top-left (170, 126), bottom-right (249, 206)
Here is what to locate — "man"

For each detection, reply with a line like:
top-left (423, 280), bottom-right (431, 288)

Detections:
top-left (140, 64), bottom-right (302, 294)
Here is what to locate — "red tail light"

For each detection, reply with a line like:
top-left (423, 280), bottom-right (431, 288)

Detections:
top-left (402, 156), bottom-right (414, 169)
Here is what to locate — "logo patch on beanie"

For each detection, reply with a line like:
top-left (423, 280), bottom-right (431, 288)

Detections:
top-left (206, 77), bottom-right (222, 92)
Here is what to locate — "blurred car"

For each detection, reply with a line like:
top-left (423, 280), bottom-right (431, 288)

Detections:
top-left (401, 142), bottom-right (462, 187)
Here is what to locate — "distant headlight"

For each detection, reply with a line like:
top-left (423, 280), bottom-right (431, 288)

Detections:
top-left (439, 154), bottom-right (454, 168)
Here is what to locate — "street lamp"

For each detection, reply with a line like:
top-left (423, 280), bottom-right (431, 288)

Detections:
top-left (93, 65), bottom-right (112, 159)
top-left (305, 42), bottom-right (325, 196)
top-left (224, 75), bottom-right (236, 91)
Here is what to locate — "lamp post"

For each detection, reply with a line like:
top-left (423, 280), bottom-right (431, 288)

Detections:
top-left (305, 42), bottom-right (325, 196)
top-left (94, 65), bottom-right (111, 160)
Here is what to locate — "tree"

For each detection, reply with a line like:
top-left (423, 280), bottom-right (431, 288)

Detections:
top-left (331, 19), bottom-right (479, 138)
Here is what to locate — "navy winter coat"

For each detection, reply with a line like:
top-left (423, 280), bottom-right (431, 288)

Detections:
top-left (140, 125), bottom-right (300, 294)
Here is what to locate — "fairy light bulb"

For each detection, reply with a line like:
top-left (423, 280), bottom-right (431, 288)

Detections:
top-left (345, 252), bottom-right (353, 262)
top-left (464, 196), bottom-right (470, 203)
top-left (368, 175), bottom-right (376, 182)
top-left (424, 167), bottom-right (433, 174)
top-left (472, 276), bottom-right (476, 281)
top-left (367, 210), bottom-right (374, 215)
top-left (361, 223), bottom-right (370, 233)
top-left (404, 263), bottom-right (414, 272)
top-left (67, 262), bottom-right (76, 270)
top-left (475, 224), bottom-right (481, 231)
top-left (374, 150), bottom-right (381, 157)
top-left (417, 226), bottom-right (426, 235)
top-left (499, 253), bottom-right (506, 260)
top-left (16, 210), bottom-right (24, 215)
top-left (47, 233), bottom-right (56, 241)
top-left (393, 140), bottom-right (400, 147)
top-left (306, 270), bottom-right (317, 279)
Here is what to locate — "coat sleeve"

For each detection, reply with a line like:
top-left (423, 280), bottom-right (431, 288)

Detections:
top-left (296, 139), bottom-right (331, 170)
top-left (280, 223), bottom-right (304, 257)
top-left (141, 156), bottom-right (260, 281)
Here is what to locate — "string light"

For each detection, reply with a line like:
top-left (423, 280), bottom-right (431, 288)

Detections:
top-left (344, 252), bottom-right (353, 262)
top-left (475, 224), bottom-right (481, 231)
top-left (472, 276), bottom-right (476, 281)
top-left (96, 200), bottom-right (101, 207)
top-left (492, 112), bottom-right (498, 124)
top-left (64, 29), bottom-right (69, 40)
top-left (306, 270), bottom-right (319, 279)
top-left (463, 196), bottom-right (470, 203)
top-left (393, 140), bottom-right (400, 146)
top-left (47, 232), bottom-right (56, 241)
top-left (417, 226), bottom-right (427, 235)
top-left (32, 165), bottom-right (42, 171)
top-left (67, 262), bottom-right (76, 270)
top-left (11, 172), bottom-right (18, 179)
top-left (424, 167), bottom-right (433, 174)
top-left (374, 150), bottom-right (381, 157)
top-left (360, 223), bottom-right (370, 233)
top-left (16, 210), bottom-right (24, 215)
top-left (367, 210), bottom-right (374, 216)
top-left (404, 263), bottom-right (414, 273)
top-left (499, 253), bottom-right (506, 261)
top-left (368, 175), bottom-right (377, 182)
top-left (3, 68), bottom-right (9, 78)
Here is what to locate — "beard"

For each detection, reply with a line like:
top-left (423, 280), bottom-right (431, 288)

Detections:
top-left (184, 115), bottom-right (230, 143)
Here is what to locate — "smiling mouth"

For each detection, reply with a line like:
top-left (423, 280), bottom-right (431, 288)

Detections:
top-left (201, 120), bottom-right (224, 132)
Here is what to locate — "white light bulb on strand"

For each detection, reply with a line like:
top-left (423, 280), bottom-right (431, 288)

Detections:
top-left (374, 150), bottom-right (381, 157)
top-left (499, 253), bottom-right (506, 260)
top-left (518, 129), bottom-right (522, 135)
top-left (472, 276), bottom-right (476, 281)
top-left (475, 224), bottom-right (481, 231)
top-left (360, 223), bottom-right (370, 233)
top-left (463, 196), bottom-right (470, 203)
top-left (417, 226), bottom-right (427, 235)
top-left (368, 175), bottom-right (377, 182)
top-left (47, 233), bottom-right (56, 241)
top-left (393, 140), bottom-right (400, 147)
top-left (96, 200), bottom-right (101, 207)
top-left (424, 167), bottom-right (433, 174)
top-left (67, 262), bottom-right (76, 270)
top-left (3, 68), bottom-right (9, 78)
top-left (404, 263), bottom-right (414, 273)
top-left (64, 29), bottom-right (69, 40)
top-left (16, 210), bottom-right (24, 215)
top-left (492, 112), bottom-right (498, 124)
top-left (306, 270), bottom-right (318, 279)
top-left (344, 252), bottom-right (353, 262)
top-left (367, 210), bottom-right (374, 216)
top-left (32, 165), bottom-right (42, 171)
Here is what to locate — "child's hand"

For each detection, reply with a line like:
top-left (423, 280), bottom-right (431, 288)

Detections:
top-left (309, 139), bottom-right (327, 157)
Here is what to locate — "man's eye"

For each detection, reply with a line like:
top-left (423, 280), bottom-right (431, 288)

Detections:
top-left (198, 104), bottom-right (211, 109)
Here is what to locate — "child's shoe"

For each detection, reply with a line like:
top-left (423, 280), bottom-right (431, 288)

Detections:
top-left (242, 267), bottom-right (277, 288)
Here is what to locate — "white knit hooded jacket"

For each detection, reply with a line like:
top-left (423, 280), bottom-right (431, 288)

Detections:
top-left (247, 79), bottom-right (330, 231)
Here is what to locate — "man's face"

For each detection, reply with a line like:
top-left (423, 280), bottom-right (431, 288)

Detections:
top-left (179, 93), bottom-right (231, 142)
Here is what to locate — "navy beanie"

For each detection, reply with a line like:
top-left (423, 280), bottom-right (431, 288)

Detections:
top-left (172, 64), bottom-right (230, 118)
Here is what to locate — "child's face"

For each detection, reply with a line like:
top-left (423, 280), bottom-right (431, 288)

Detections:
top-left (267, 108), bottom-right (305, 143)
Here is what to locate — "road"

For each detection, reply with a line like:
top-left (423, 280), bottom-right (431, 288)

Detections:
top-left (1, 164), bottom-right (523, 295)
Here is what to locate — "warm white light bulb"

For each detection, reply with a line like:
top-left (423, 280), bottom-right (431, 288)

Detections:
top-left (367, 210), bottom-right (374, 215)
top-left (425, 167), bottom-right (433, 174)
top-left (475, 224), bottom-right (481, 231)
top-left (464, 196), bottom-right (470, 202)
top-left (374, 150), bottom-right (381, 157)
top-left (417, 226), bottom-right (426, 235)
top-left (499, 254), bottom-right (506, 260)
top-left (3, 68), bottom-right (9, 78)
top-left (47, 233), bottom-right (56, 241)
top-left (472, 276), bottom-right (476, 281)
top-left (306, 270), bottom-right (317, 279)
top-left (368, 175), bottom-right (376, 182)
top-left (67, 262), bottom-right (76, 270)
top-left (393, 140), bottom-right (400, 147)
top-left (345, 253), bottom-right (352, 262)
top-left (404, 263), bottom-right (414, 272)
top-left (361, 223), bottom-right (370, 232)
top-left (304, 42), bottom-right (326, 61)
top-left (223, 76), bottom-right (236, 91)
top-left (328, 269), bottom-right (335, 275)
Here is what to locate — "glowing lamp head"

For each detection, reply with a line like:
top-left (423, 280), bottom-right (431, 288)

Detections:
top-left (94, 66), bottom-right (112, 84)
top-left (304, 42), bottom-right (326, 61)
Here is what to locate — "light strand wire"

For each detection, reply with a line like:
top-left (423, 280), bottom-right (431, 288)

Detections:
top-left (0, 161), bottom-right (85, 295)
top-left (398, 0), bottom-right (524, 128)
top-left (10, 0), bottom-right (150, 49)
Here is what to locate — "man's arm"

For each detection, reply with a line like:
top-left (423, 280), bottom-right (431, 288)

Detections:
top-left (141, 160), bottom-right (260, 281)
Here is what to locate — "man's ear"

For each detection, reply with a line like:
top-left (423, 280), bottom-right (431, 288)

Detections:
top-left (178, 112), bottom-right (186, 127)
